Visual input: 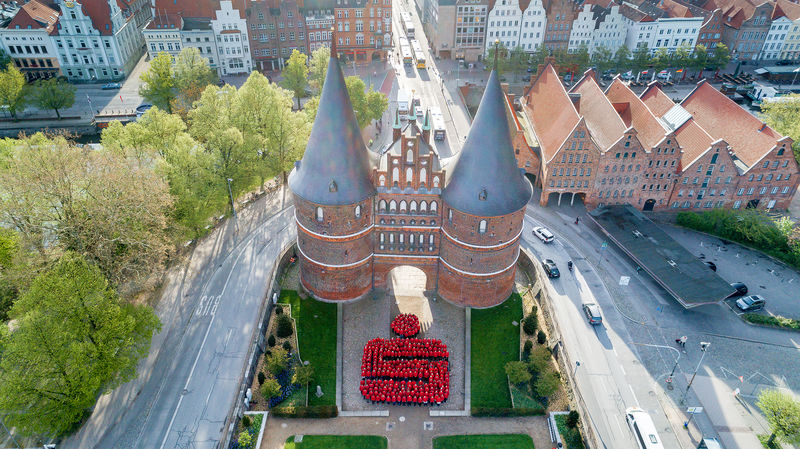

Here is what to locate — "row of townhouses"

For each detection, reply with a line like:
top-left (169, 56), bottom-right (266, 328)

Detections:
top-left (503, 62), bottom-right (800, 212)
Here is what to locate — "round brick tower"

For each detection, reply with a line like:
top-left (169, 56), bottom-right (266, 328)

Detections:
top-left (439, 70), bottom-right (533, 308)
top-left (288, 54), bottom-right (376, 302)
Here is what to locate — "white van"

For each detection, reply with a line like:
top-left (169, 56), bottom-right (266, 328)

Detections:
top-left (397, 89), bottom-right (410, 117)
top-left (625, 407), bottom-right (664, 449)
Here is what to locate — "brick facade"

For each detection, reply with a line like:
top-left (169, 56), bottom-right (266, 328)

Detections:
top-left (334, 0), bottom-right (392, 62)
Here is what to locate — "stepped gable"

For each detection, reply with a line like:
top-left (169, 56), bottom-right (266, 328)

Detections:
top-left (442, 70), bottom-right (532, 217)
top-left (288, 54), bottom-right (375, 205)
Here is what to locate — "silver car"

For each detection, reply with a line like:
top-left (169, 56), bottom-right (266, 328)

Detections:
top-left (736, 295), bottom-right (765, 312)
top-left (533, 226), bottom-right (554, 243)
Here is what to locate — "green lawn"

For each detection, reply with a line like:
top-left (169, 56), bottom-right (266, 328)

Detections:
top-left (433, 434), bottom-right (534, 449)
top-left (510, 384), bottom-right (545, 410)
top-left (471, 293), bottom-right (523, 408)
top-left (285, 435), bottom-right (388, 449)
top-left (278, 290), bottom-right (337, 406)
top-left (555, 414), bottom-right (585, 449)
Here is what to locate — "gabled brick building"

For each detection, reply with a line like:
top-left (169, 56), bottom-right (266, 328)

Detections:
top-left (521, 63), bottom-right (800, 211)
top-left (288, 53), bottom-right (532, 307)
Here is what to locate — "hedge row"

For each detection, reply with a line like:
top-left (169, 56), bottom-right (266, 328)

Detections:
top-left (743, 313), bottom-right (800, 330)
top-left (471, 407), bottom-right (545, 417)
top-left (269, 405), bottom-right (338, 418)
top-left (676, 209), bottom-right (800, 271)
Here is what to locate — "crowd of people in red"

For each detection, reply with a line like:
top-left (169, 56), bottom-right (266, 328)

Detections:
top-left (390, 313), bottom-right (421, 338)
top-left (359, 337), bottom-right (450, 405)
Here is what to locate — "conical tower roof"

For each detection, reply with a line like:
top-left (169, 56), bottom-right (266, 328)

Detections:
top-left (288, 55), bottom-right (375, 206)
top-left (442, 70), bottom-right (532, 217)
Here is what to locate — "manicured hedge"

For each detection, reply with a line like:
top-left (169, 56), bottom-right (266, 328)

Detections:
top-left (676, 209), bottom-right (800, 270)
top-left (743, 313), bottom-right (800, 330)
top-left (269, 405), bottom-right (338, 418)
top-left (470, 407), bottom-right (545, 417)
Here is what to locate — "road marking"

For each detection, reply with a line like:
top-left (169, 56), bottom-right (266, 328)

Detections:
top-left (158, 233), bottom-right (257, 449)
top-left (619, 364), bottom-right (626, 376)
top-left (628, 384), bottom-right (640, 408)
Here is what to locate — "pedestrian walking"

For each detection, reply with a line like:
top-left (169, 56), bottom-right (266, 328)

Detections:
top-left (675, 336), bottom-right (687, 347)
top-left (575, 217), bottom-right (580, 225)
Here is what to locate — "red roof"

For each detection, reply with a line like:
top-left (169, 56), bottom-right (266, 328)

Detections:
top-left (525, 63), bottom-right (580, 163)
top-left (681, 82), bottom-right (782, 168)
top-left (152, 0), bottom-right (221, 18)
top-left (660, 0), bottom-right (693, 17)
top-left (774, 0), bottom-right (800, 20)
top-left (673, 118), bottom-right (715, 168)
top-left (146, 13), bottom-right (182, 29)
top-left (570, 72), bottom-right (627, 150)
top-left (606, 78), bottom-right (668, 149)
top-left (639, 83), bottom-right (676, 116)
top-left (8, 0), bottom-right (59, 34)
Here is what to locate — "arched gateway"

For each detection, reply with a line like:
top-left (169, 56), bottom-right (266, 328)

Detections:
top-left (288, 53), bottom-right (532, 308)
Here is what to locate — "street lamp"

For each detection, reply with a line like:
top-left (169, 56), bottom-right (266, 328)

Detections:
top-left (792, 66), bottom-right (800, 86)
top-left (226, 177), bottom-right (238, 233)
top-left (680, 341), bottom-right (710, 404)
top-left (572, 360), bottom-right (581, 377)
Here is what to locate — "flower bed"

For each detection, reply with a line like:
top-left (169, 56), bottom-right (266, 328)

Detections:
top-left (269, 353), bottom-right (300, 408)
top-left (391, 313), bottom-right (421, 337)
top-left (359, 337), bottom-right (450, 405)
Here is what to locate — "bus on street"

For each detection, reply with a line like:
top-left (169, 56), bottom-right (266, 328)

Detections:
top-left (410, 40), bottom-right (426, 69)
top-left (399, 37), bottom-right (413, 66)
top-left (401, 13), bottom-right (415, 39)
top-left (430, 106), bottom-right (446, 140)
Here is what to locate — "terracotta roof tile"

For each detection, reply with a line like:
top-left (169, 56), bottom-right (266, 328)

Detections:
top-left (639, 83), bottom-right (677, 116)
top-left (7, 0), bottom-right (59, 34)
top-left (570, 72), bottom-right (627, 150)
top-left (606, 78), bottom-right (668, 149)
top-left (775, 0), bottom-right (800, 20)
top-left (681, 82), bottom-right (782, 168)
top-left (152, 0), bottom-right (221, 18)
top-left (673, 118), bottom-right (715, 168)
top-left (146, 13), bottom-right (182, 29)
top-left (524, 63), bottom-right (580, 163)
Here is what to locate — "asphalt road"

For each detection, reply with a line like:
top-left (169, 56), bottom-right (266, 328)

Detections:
top-left (61, 190), bottom-right (296, 449)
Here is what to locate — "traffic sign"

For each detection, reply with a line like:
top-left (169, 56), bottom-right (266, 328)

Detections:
top-left (687, 407), bottom-right (703, 414)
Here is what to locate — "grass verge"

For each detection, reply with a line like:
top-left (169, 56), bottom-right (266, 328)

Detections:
top-left (743, 313), bottom-right (800, 330)
top-left (278, 290), bottom-right (337, 406)
top-left (432, 434), bottom-right (534, 449)
top-left (510, 384), bottom-right (545, 410)
top-left (285, 435), bottom-right (388, 449)
top-left (470, 293), bottom-right (523, 409)
top-left (555, 414), bottom-right (585, 449)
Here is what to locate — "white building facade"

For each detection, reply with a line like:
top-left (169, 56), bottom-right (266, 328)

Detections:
top-left (568, 3), bottom-right (626, 53)
top-left (650, 18), bottom-right (702, 54)
top-left (485, 0), bottom-right (545, 53)
top-left (211, 0), bottom-right (252, 76)
top-left (53, 0), bottom-right (144, 81)
top-left (760, 15), bottom-right (791, 60)
top-left (0, 0), bottom-right (61, 81)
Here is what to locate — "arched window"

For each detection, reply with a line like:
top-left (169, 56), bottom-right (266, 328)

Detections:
top-left (399, 233), bottom-right (404, 243)
top-left (354, 205), bottom-right (361, 218)
top-left (433, 176), bottom-right (440, 188)
top-left (379, 200), bottom-right (387, 212)
top-left (409, 234), bottom-right (415, 244)
top-left (420, 168), bottom-right (427, 187)
top-left (406, 149), bottom-right (413, 162)
top-left (431, 201), bottom-right (438, 213)
top-left (410, 201), bottom-right (417, 213)
top-left (400, 200), bottom-right (407, 212)
top-left (406, 167), bottom-right (413, 185)
top-left (389, 200), bottom-right (397, 212)
top-left (420, 201), bottom-right (427, 213)
top-left (429, 234), bottom-right (434, 245)
top-left (380, 233), bottom-right (385, 243)
top-left (419, 233), bottom-right (424, 246)
top-left (392, 167), bottom-right (399, 184)
top-left (479, 219), bottom-right (487, 234)
top-left (448, 208), bottom-right (452, 222)
top-left (316, 207), bottom-right (323, 222)
top-left (389, 233), bottom-right (395, 244)
top-left (379, 174), bottom-right (386, 186)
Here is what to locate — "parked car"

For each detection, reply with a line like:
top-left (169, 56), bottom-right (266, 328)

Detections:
top-left (703, 261), bottom-right (717, 271)
top-left (727, 282), bottom-right (748, 298)
top-left (736, 294), bottom-right (765, 312)
top-left (101, 82), bottom-right (121, 90)
top-left (620, 72), bottom-right (634, 80)
top-left (542, 259), bottom-right (560, 278)
top-left (776, 59), bottom-right (793, 66)
top-left (522, 74), bottom-right (531, 82)
top-left (582, 303), bottom-right (603, 325)
top-left (657, 70), bottom-right (670, 80)
top-left (533, 226), bottom-right (554, 243)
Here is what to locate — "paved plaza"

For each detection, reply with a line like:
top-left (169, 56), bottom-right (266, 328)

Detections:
top-left (341, 266), bottom-right (466, 412)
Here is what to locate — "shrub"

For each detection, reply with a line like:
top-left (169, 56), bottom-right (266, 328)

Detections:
top-left (293, 363), bottom-right (314, 386)
top-left (522, 340), bottom-right (533, 361)
top-left (275, 305), bottom-right (283, 315)
top-left (522, 314), bottom-right (538, 336)
top-left (534, 369), bottom-right (561, 398)
top-left (505, 361), bottom-right (532, 385)
top-left (282, 340), bottom-right (292, 352)
top-left (566, 410), bottom-right (580, 429)
top-left (276, 314), bottom-right (293, 338)
top-left (241, 415), bottom-right (252, 429)
top-left (260, 377), bottom-right (281, 401)
top-left (257, 371), bottom-right (266, 385)
top-left (238, 430), bottom-right (253, 449)
top-left (537, 330), bottom-right (547, 345)
top-left (743, 313), bottom-right (800, 330)
top-left (528, 346), bottom-right (551, 374)
top-left (266, 347), bottom-right (288, 375)
top-left (471, 407), bottom-right (545, 417)
top-left (270, 405), bottom-right (338, 418)
top-left (267, 334), bottom-right (276, 347)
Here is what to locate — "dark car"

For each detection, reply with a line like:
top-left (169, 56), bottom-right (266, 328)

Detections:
top-left (736, 294), bottom-right (765, 312)
top-left (704, 261), bottom-right (717, 271)
top-left (542, 259), bottom-right (560, 278)
top-left (527, 66), bottom-right (535, 73)
top-left (727, 282), bottom-right (748, 298)
top-left (582, 303), bottom-right (603, 325)
top-left (101, 82), bottom-right (121, 90)
top-left (522, 74), bottom-right (531, 82)
top-left (776, 59), bottom-right (793, 66)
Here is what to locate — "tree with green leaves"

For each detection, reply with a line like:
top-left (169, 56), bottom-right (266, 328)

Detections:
top-left (757, 389), bottom-right (800, 447)
top-left (691, 44), bottom-right (709, 79)
top-left (238, 430), bottom-right (254, 449)
top-left (0, 64), bottom-right (27, 119)
top-left (172, 47), bottom-right (216, 117)
top-left (652, 48), bottom-right (672, 81)
top-left (534, 368), bottom-right (560, 398)
top-left (31, 77), bottom-right (75, 119)
top-left (673, 43), bottom-right (693, 81)
top-left (631, 45), bottom-right (650, 79)
top-left (344, 76), bottom-right (388, 129)
top-left (266, 347), bottom-right (288, 376)
top-left (591, 46), bottom-right (613, 78)
top-left (712, 43), bottom-right (731, 76)
top-left (614, 45), bottom-right (632, 72)
top-left (309, 46), bottom-right (331, 92)
top-left (761, 94), bottom-right (800, 164)
top-left (139, 52), bottom-right (175, 113)
top-left (570, 44), bottom-right (591, 76)
top-left (485, 41), bottom-right (510, 75)
top-left (0, 49), bottom-right (10, 70)
top-left (508, 46), bottom-right (529, 81)
top-left (0, 252), bottom-right (160, 437)
top-left (530, 44), bottom-right (549, 72)
top-left (281, 49), bottom-right (309, 110)
top-left (505, 361), bottom-right (532, 385)
top-left (260, 377), bottom-right (282, 402)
